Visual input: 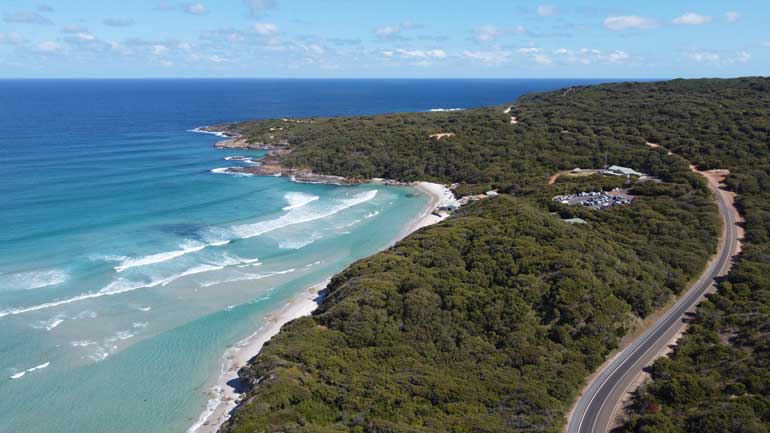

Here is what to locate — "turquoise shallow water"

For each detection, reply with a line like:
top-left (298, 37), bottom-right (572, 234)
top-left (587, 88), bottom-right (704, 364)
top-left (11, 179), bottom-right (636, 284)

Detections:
top-left (0, 79), bottom-right (617, 433)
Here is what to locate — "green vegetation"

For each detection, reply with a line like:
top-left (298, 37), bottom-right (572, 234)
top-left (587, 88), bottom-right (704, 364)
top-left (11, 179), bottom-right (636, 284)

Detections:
top-left (546, 80), bottom-right (770, 432)
top-left (510, 77), bottom-right (770, 433)
top-left (220, 78), bottom-right (770, 433)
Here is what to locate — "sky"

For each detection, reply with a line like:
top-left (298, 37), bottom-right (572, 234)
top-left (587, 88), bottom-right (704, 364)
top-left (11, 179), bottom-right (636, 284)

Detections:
top-left (0, 0), bottom-right (768, 78)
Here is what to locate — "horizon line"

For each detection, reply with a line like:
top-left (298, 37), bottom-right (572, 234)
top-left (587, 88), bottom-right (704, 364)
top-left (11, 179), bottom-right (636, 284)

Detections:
top-left (0, 76), bottom-right (674, 81)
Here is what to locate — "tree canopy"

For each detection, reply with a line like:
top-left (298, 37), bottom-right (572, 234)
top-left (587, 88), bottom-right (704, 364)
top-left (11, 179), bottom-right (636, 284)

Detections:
top-left (220, 77), bottom-right (770, 433)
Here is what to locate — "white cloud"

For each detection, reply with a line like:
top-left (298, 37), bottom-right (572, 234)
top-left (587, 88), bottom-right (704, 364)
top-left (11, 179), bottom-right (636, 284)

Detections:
top-left (208, 55), bottom-right (229, 63)
top-left (552, 48), bottom-right (631, 64)
top-left (725, 11), bottom-right (740, 23)
top-left (154, 1), bottom-right (177, 12)
top-left (152, 44), bottom-right (170, 56)
top-left (517, 47), bottom-right (552, 65)
top-left (537, 5), bottom-right (558, 17)
top-left (375, 25), bottom-right (400, 38)
top-left (74, 32), bottom-right (96, 42)
top-left (243, 0), bottom-right (276, 16)
top-left (184, 3), bottom-right (209, 15)
top-left (253, 23), bottom-right (278, 36)
top-left (685, 50), bottom-right (750, 64)
top-left (3, 11), bottom-right (53, 25)
top-left (463, 50), bottom-right (512, 66)
top-left (687, 51), bottom-right (720, 63)
top-left (473, 26), bottom-right (502, 42)
top-left (62, 24), bottom-right (88, 34)
top-left (0, 32), bottom-right (26, 45)
top-left (735, 51), bottom-right (751, 63)
top-left (604, 15), bottom-right (658, 31)
top-left (103, 18), bottom-right (135, 27)
top-left (374, 21), bottom-right (420, 40)
top-left (673, 12), bottom-right (712, 25)
top-left (37, 40), bottom-right (63, 53)
top-left (517, 47), bottom-right (540, 55)
top-left (300, 43), bottom-right (326, 56)
top-left (608, 50), bottom-right (630, 62)
top-left (382, 48), bottom-right (447, 60)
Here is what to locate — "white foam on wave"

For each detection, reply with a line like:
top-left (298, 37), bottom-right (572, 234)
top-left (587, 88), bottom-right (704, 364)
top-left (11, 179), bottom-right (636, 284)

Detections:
top-left (232, 190), bottom-right (378, 239)
top-left (82, 324), bottom-right (148, 362)
top-left (428, 108), bottom-right (464, 112)
top-left (365, 210), bottom-right (381, 219)
top-left (189, 128), bottom-right (230, 138)
top-left (0, 269), bottom-right (68, 292)
top-left (278, 239), bottom-right (316, 250)
top-left (200, 268), bottom-right (296, 288)
top-left (0, 275), bottom-right (176, 318)
top-left (9, 361), bottom-right (51, 379)
top-left (0, 253), bottom-right (264, 318)
top-left (224, 156), bottom-right (259, 165)
top-left (186, 385), bottom-right (225, 433)
top-left (73, 310), bottom-right (97, 320)
top-left (114, 240), bottom-right (230, 273)
top-left (87, 349), bottom-right (110, 362)
top-left (107, 330), bottom-right (135, 342)
top-left (211, 167), bottom-right (254, 177)
top-left (31, 314), bottom-right (67, 331)
top-left (282, 192), bottom-right (320, 211)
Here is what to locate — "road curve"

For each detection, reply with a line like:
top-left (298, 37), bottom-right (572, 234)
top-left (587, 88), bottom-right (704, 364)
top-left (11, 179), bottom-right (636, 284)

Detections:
top-left (566, 171), bottom-right (740, 433)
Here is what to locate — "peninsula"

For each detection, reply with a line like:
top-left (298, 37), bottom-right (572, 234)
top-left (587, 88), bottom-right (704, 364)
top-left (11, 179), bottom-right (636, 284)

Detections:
top-left (209, 78), bottom-right (769, 433)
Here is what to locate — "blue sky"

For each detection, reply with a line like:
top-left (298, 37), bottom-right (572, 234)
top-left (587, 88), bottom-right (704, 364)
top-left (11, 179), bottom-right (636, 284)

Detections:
top-left (0, 0), bottom-right (767, 78)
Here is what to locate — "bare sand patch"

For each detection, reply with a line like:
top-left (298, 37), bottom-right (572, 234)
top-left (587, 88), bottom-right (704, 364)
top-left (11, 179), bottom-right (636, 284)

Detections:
top-left (429, 132), bottom-right (455, 140)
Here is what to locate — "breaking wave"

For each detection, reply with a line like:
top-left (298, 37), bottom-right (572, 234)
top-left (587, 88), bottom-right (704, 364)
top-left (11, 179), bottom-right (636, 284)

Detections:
top-left (282, 192), bottom-right (320, 211)
top-left (189, 128), bottom-right (230, 138)
top-left (0, 191), bottom-right (375, 319)
top-left (210, 167), bottom-right (253, 177)
top-left (232, 190), bottom-right (377, 239)
top-left (114, 240), bottom-right (229, 272)
top-left (9, 361), bottom-right (50, 380)
top-left (0, 255), bottom-right (260, 318)
top-left (0, 269), bottom-right (69, 292)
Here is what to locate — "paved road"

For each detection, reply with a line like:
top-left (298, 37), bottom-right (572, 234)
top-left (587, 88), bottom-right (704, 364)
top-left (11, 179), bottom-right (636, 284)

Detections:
top-left (567, 175), bottom-right (739, 433)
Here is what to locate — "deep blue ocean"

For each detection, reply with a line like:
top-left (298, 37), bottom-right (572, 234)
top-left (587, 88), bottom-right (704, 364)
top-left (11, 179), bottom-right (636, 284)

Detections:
top-left (0, 79), bottom-right (619, 433)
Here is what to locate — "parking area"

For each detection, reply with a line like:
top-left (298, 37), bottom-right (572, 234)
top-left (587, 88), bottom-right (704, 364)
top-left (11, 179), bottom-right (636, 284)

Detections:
top-left (553, 189), bottom-right (633, 210)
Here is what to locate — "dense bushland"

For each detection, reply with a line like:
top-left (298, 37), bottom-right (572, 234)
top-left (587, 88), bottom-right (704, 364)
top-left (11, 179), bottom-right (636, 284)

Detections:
top-left (221, 78), bottom-right (770, 433)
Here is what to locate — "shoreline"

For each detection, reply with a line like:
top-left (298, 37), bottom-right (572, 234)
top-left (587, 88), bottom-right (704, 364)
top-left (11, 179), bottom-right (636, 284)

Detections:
top-left (188, 181), bottom-right (454, 433)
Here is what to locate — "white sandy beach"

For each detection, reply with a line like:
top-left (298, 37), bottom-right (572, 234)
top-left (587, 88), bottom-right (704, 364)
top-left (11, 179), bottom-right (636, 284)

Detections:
top-left (190, 181), bottom-right (455, 433)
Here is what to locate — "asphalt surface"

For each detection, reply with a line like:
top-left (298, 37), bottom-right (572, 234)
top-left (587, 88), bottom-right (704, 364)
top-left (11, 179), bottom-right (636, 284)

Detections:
top-left (566, 176), bottom-right (739, 433)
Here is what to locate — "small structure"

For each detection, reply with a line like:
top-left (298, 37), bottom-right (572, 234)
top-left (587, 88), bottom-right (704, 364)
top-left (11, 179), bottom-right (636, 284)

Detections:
top-left (605, 165), bottom-right (645, 177)
top-left (439, 203), bottom-right (460, 212)
top-left (486, 190), bottom-right (499, 197)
